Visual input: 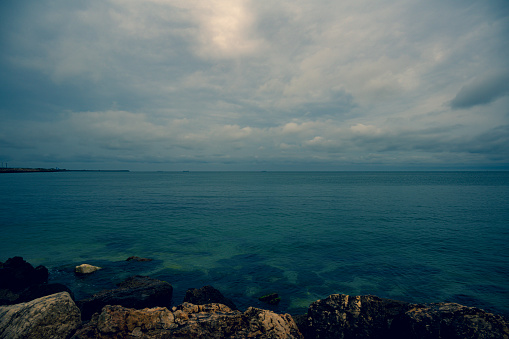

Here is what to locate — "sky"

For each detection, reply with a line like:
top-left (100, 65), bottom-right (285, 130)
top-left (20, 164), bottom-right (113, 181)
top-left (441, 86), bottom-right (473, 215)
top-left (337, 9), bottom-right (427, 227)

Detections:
top-left (1, 0), bottom-right (508, 171)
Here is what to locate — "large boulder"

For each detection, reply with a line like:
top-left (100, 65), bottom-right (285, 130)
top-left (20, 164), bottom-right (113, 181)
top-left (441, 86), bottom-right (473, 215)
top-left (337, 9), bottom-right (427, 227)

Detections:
top-left (77, 275), bottom-right (173, 320)
top-left (304, 294), bottom-right (410, 339)
top-left (391, 302), bottom-right (509, 339)
top-left (0, 256), bottom-right (72, 305)
top-left (0, 292), bottom-right (81, 339)
top-left (73, 302), bottom-right (303, 338)
top-left (184, 285), bottom-right (238, 310)
top-left (0, 256), bottom-right (48, 291)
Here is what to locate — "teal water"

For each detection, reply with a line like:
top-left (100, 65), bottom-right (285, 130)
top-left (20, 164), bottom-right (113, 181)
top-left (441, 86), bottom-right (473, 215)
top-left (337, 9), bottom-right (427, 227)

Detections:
top-left (1, 171), bottom-right (508, 316)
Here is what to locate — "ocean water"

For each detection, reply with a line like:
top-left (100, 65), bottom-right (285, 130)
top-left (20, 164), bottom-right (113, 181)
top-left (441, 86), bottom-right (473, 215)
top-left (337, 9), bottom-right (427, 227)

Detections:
top-left (1, 171), bottom-right (508, 316)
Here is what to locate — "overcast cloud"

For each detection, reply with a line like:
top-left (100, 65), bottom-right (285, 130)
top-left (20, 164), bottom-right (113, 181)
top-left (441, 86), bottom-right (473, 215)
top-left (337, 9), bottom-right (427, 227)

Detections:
top-left (1, 0), bottom-right (508, 170)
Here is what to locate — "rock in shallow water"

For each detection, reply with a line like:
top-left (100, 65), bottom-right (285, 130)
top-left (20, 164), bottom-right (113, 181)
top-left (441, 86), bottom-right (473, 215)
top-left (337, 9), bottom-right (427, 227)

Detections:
top-left (74, 264), bottom-right (102, 275)
top-left (0, 292), bottom-right (81, 339)
top-left (73, 302), bottom-right (303, 339)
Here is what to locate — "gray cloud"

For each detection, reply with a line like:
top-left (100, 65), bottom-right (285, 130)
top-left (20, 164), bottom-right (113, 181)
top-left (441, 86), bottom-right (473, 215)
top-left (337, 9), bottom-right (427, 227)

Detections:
top-left (450, 71), bottom-right (509, 109)
top-left (1, 0), bottom-right (508, 170)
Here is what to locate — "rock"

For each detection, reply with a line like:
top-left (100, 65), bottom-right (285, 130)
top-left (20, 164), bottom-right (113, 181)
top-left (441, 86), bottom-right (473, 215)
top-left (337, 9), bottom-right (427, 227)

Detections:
top-left (77, 275), bottom-right (173, 320)
top-left (391, 302), bottom-right (509, 339)
top-left (0, 256), bottom-right (71, 306)
top-left (126, 256), bottom-right (153, 261)
top-left (305, 294), bottom-right (410, 339)
top-left (259, 292), bottom-right (281, 305)
top-left (0, 256), bottom-right (48, 291)
top-left (73, 302), bottom-right (303, 338)
top-left (75, 264), bottom-right (101, 274)
top-left (184, 285), bottom-right (238, 310)
top-left (0, 292), bottom-right (81, 339)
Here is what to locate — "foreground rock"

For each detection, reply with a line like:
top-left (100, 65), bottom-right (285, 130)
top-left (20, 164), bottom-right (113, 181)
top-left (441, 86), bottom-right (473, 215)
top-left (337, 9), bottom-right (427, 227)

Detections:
top-left (77, 275), bottom-right (173, 320)
top-left (0, 256), bottom-right (72, 305)
top-left (73, 302), bottom-right (303, 338)
top-left (304, 294), bottom-right (509, 339)
top-left (391, 302), bottom-right (509, 339)
top-left (0, 292), bottom-right (81, 339)
top-left (184, 285), bottom-right (238, 310)
top-left (304, 294), bottom-right (410, 338)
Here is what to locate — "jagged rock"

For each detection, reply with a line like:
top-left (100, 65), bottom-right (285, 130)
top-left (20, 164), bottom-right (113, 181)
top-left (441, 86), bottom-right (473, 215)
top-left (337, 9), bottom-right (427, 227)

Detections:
top-left (0, 292), bottom-right (81, 339)
top-left (304, 294), bottom-right (509, 339)
top-left (184, 285), bottom-right (238, 310)
top-left (0, 256), bottom-right (48, 291)
top-left (75, 264), bottom-right (101, 274)
top-left (73, 302), bottom-right (303, 338)
top-left (391, 302), bottom-right (509, 339)
top-left (126, 256), bottom-right (153, 261)
top-left (259, 293), bottom-right (281, 305)
top-left (305, 294), bottom-right (410, 339)
top-left (77, 275), bottom-right (173, 320)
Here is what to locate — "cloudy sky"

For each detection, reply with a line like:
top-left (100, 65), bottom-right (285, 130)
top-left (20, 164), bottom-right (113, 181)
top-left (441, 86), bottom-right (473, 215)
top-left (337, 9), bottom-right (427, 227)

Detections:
top-left (1, 0), bottom-right (508, 170)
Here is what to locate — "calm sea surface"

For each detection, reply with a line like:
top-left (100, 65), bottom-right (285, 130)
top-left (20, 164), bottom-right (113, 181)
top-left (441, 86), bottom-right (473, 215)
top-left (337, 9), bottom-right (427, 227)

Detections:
top-left (1, 171), bottom-right (508, 316)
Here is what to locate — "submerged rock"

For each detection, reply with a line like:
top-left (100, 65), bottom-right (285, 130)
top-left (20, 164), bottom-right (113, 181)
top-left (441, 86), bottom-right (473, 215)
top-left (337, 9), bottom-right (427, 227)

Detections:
top-left (125, 256), bottom-right (153, 262)
top-left (184, 285), bottom-right (238, 310)
top-left (259, 293), bottom-right (282, 305)
top-left (77, 275), bottom-right (173, 320)
top-left (74, 264), bottom-right (101, 275)
top-left (73, 302), bottom-right (303, 338)
top-left (0, 292), bottom-right (81, 339)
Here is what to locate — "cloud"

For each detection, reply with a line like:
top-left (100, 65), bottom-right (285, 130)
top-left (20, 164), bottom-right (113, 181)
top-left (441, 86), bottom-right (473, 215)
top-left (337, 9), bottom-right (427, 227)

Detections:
top-left (450, 71), bottom-right (509, 109)
top-left (1, 0), bottom-right (508, 170)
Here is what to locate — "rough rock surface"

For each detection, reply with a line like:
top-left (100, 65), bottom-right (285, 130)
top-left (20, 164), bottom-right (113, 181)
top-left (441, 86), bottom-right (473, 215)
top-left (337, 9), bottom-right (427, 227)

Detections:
top-left (184, 285), bottom-right (238, 310)
top-left (304, 294), bottom-right (509, 339)
top-left (305, 294), bottom-right (410, 339)
top-left (77, 275), bottom-right (173, 320)
top-left (391, 302), bottom-right (509, 339)
top-left (73, 302), bottom-right (303, 339)
top-left (75, 263), bottom-right (102, 274)
top-left (0, 292), bottom-right (81, 339)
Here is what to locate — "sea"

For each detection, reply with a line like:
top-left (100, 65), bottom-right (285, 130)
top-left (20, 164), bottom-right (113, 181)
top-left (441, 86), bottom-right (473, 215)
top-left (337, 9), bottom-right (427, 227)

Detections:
top-left (1, 171), bottom-right (508, 316)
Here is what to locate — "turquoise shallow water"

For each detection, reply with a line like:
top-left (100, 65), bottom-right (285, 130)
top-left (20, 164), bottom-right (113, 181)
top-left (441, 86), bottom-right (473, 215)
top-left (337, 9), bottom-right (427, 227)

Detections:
top-left (1, 171), bottom-right (508, 315)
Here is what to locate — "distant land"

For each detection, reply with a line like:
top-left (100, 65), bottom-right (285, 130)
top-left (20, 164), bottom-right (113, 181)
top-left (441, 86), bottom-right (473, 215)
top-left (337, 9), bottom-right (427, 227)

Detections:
top-left (0, 168), bottom-right (129, 173)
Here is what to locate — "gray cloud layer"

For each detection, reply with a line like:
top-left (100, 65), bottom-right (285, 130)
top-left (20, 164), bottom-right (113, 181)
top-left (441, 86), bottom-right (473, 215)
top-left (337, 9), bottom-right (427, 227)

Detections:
top-left (1, 0), bottom-right (508, 170)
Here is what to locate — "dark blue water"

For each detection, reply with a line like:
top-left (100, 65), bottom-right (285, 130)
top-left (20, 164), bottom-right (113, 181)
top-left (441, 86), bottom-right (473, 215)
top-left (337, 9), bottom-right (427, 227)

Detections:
top-left (1, 171), bottom-right (508, 316)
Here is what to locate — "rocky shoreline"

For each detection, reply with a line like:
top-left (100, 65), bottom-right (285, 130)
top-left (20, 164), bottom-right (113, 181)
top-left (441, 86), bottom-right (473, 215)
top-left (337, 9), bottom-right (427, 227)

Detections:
top-left (1, 256), bottom-right (508, 338)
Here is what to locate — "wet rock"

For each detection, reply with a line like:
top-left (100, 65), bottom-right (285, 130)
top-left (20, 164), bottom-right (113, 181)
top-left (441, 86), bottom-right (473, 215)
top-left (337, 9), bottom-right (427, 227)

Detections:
top-left (184, 285), bottom-right (237, 310)
top-left (75, 264), bottom-right (101, 274)
top-left (305, 294), bottom-right (410, 339)
top-left (259, 292), bottom-right (281, 305)
top-left (73, 302), bottom-right (303, 338)
top-left (0, 292), bottom-right (81, 339)
top-left (391, 302), bottom-right (509, 339)
top-left (126, 256), bottom-right (153, 261)
top-left (0, 256), bottom-right (71, 306)
top-left (0, 256), bottom-right (48, 291)
top-left (77, 275), bottom-right (173, 320)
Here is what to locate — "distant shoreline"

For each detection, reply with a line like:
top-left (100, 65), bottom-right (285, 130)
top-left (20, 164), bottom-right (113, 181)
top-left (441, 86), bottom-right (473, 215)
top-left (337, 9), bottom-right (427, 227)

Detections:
top-left (0, 168), bottom-right (129, 173)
